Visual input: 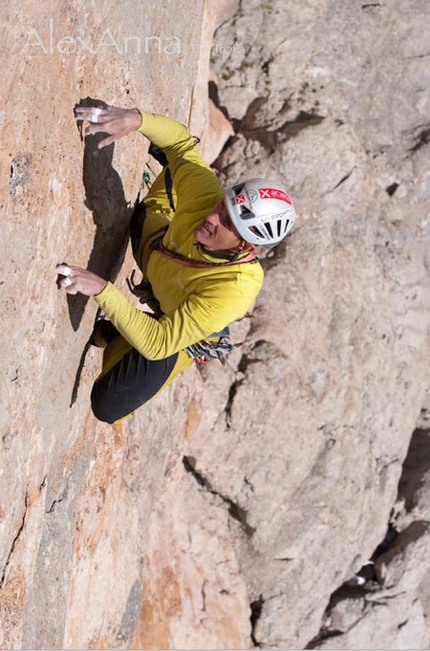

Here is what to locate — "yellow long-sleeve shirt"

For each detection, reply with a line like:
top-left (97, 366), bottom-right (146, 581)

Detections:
top-left (94, 110), bottom-right (264, 361)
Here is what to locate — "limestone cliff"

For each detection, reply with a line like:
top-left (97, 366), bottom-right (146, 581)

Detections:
top-left (1, 0), bottom-right (430, 649)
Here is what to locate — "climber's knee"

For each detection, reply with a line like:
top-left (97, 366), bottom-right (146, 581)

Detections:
top-left (91, 347), bottom-right (179, 424)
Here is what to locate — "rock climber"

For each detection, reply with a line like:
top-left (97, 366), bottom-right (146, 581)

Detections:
top-left (56, 104), bottom-right (296, 424)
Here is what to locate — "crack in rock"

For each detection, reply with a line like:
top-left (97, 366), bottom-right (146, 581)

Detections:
top-left (304, 524), bottom-right (399, 647)
top-left (224, 341), bottom-right (287, 429)
top-left (407, 123), bottom-right (430, 153)
top-left (305, 627), bottom-right (343, 649)
top-left (212, 94), bottom-right (326, 158)
top-left (327, 168), bottom-right (355, 193)
top-left (0, 492), bottom-right (29, 588)
top-left (224, 342), bottom-right (274, 429)
top-left (182, 456), bottom-right (255, 537)
top-left (239, 100), bottom-right (326, 154)
top-left (201, 580), bottom-right (207, 612)
top-left (305, 404), bottom-right (430, 647)
top-left (45, 497), bottom-right (64, 514)
top-left (225, 377), bottom-right (244, 429)
top-left (250, 595), bottom-right (264, 647)
top-left (38, 475), bottom-right (47, 493)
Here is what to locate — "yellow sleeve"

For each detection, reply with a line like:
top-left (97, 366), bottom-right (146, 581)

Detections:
top-left (137, 110), bottom-right (223, 212)
top-left (137, 110), bottom-right (193, 152)
top-left (94, 273), bottom-right (261, 361)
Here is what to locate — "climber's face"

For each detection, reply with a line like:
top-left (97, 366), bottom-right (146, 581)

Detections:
top-left (194, 200), bottom-right (243, 253)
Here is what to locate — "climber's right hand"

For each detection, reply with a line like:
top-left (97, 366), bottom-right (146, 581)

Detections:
top-left (56, 264), bottom-right (107, 296)
top-left (74, 104), bottom-right (142, 149)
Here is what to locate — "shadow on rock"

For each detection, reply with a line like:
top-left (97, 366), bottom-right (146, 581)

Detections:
top-left (68, 97), bottom-right (138, 406)
top-left (67, 97), bottom-right (133, 332)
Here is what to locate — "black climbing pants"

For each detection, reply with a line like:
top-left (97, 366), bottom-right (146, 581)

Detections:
top-left (90, 346), bottom-right (178, 424)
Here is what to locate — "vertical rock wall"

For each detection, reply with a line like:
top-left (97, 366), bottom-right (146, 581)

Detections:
top-left (193, 0), bottom-right (430, 647)
top-left (0, 1), bottom-right (216, 648)
top-left (1, 0), bottom-right (430, 649)
top-left (131, 0), bottom-right (430, 649)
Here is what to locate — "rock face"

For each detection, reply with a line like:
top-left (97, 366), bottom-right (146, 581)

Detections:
top-left (1, 0), bottom-right (430, 649)
top-left (0, 1), bottom-right (223, 648)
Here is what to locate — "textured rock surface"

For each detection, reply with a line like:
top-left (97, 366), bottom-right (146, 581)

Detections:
top-left (1, 0), bottom-right (430, 649)
top-left (0, 1), bottom-right (227, 648)
top-left (204, 0), bottom-right (430, 647)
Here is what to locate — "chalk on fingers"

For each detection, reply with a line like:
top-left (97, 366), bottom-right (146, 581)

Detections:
top-left (74, 107), bottom-right (103, 121)
top-left (56, 264), bottom-right (71, 276)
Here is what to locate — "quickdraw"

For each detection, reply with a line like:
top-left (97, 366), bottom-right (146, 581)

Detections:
top-left (184, 334), bottom-right (242, 365)
top-left (184, 316), bottom-right (252, 365)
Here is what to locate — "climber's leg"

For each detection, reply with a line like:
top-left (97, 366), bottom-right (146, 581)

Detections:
top-left (90, 343), bottom-right (179, 424)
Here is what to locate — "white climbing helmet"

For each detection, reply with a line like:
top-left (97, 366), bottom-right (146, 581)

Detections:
top-left (224, 178), bottom-right (296, 246)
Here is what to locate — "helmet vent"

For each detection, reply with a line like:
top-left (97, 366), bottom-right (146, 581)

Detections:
top-left (240, 205), bottom-right (254, 219)
top-left (249, 225), bottom-right (264, 239)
